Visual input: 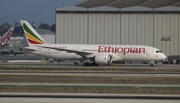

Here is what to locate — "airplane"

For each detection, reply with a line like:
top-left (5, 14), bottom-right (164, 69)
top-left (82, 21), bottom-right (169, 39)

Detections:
top-left (20, 20), bottom-right (166, 66)
top-left (0, 27), bottom-right (14, 48)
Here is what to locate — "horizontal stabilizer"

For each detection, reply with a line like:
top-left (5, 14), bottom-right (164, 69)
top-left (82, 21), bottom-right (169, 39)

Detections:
top-left (19, 47), bottom-right (39, 51)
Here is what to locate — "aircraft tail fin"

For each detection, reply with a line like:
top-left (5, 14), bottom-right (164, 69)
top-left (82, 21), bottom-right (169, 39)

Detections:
top-left (0, 27), bottom-right (14, 47)
top-left (20, 20), bottom-right (46, 47)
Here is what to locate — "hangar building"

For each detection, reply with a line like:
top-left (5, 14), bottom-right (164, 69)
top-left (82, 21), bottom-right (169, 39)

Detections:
top-left (55, 0), bottom-right (180, 57)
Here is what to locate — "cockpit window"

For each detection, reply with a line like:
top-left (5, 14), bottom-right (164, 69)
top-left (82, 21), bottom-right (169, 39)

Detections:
top-left (156, 50), bottom-right (162, 53)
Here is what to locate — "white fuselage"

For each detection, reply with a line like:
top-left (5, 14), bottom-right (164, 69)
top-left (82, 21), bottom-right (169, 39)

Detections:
top-left (26, 44), bottom-right (166, 62)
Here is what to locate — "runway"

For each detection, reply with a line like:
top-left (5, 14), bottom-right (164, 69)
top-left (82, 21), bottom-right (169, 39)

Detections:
top-left (0, 71), bottom-right (180, 77)
top-left (1, 98), bottom-right (179, 103)
top-left (0, 53), bottom-right (179, 69)
top-left (0, 93), bottom-right (180, 103)
top-left (0, 83), bottom-right (179, 88)
top-left (0, 56), bottom-right (180, 69)
top-left (0, 98), bottom-right (179, 103)
top-left (1, 62), bottom-right (180, 70)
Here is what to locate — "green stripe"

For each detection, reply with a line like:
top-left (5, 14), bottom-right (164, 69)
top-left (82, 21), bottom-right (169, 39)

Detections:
top-left (23, 23), bottom-right (44, 42)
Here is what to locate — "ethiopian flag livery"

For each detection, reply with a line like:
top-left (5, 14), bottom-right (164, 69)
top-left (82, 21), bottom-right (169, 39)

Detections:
top-left (21, 20), bottom-right (45, 45)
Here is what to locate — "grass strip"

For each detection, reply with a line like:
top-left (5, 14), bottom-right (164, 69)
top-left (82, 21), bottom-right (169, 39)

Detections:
top-left (0, 88), bottom-right (180, 94)
top-left (0, 85), bottom-right (180, 90)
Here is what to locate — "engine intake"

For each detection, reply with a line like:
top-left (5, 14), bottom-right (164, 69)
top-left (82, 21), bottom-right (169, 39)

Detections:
top-left (94, 54), bottom-right (113, 65)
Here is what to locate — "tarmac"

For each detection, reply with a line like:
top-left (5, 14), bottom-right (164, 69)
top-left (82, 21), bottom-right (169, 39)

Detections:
top-left (0, 93), bottom-right (180, 103)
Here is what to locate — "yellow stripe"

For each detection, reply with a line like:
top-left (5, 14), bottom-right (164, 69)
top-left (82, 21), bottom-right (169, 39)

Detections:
top-left (25, 32), bottom-right (44, 44)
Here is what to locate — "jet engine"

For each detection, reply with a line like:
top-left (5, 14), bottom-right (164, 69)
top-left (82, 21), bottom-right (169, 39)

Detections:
top-left (94, 54), bottom-right (113, 65)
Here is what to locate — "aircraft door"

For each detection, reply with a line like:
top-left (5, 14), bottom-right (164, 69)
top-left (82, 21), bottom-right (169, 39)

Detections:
top-left (146, 48), bottom-right (150, 55)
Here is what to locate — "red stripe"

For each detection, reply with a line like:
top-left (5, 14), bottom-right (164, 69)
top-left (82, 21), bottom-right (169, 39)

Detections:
top-left (28, 39), bottom-right (43, 44)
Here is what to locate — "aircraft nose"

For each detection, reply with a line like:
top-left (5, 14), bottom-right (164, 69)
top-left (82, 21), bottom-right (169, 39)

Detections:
top-left (162, 53), bottom-right (167, 60)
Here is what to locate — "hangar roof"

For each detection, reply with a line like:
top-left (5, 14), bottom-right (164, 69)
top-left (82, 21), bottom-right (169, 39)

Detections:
top-left (56, 0), bottom-right (180, 12)
top-left (76, 0), bottom-right (180, 8)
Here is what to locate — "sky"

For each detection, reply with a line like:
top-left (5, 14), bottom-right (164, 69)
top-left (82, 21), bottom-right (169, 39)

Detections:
top-left (0, 0), bottom-right (83, 26)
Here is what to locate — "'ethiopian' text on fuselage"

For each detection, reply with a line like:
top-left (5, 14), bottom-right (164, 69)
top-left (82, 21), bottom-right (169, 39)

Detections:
top-left (98, 46), bottom-right (146, 55)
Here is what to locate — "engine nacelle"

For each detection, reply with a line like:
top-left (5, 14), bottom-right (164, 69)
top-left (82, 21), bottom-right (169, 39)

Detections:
top-left (94, 54), bottom-right (112, 65)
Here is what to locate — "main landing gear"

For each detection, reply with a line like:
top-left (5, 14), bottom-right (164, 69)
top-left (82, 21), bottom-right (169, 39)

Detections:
top-left (149, 63), bottom-right (153, 67)
top-left (74, 61), bottom-right (79, 65)
top-left (149, 61), bottom-right (155, 67)
top-left (83, 62), bottom-right (99, 66)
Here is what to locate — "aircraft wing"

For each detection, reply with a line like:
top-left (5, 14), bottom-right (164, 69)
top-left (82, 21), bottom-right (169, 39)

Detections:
top-left (37, 45), bottom-right (95, 58)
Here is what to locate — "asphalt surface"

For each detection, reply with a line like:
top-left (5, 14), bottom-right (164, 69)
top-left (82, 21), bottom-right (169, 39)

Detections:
top-left (0, 71), bottom-right (179, 77)
top-left (0, 55), bottom-right (42, 60)
top-left (0, 83), bottom-right (179, 89)
top-left (0, 55), bottom-right (180, 68)
top-left (1, 83), bottom-right (180, 86)
top-left (0, 93), bottom-right (180, 103)
top-left (0, 62), bottom-right (180, 69)
top-left (1, 98), bottom-right (179, 103)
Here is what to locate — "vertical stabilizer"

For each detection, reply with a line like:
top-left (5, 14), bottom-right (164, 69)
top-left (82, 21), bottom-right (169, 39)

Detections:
top-left (0, 27), bottom-right (14, 47)
top-left (20, 20), bottom-right (46, 47)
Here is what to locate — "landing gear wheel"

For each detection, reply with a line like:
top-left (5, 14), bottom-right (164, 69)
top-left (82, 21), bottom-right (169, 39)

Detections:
top-left (149, 63), bottom-right (154, 67)
top-left (83, 62), bottom-right (99, 66)
top-left (83, 63), bottom-right (87, 66)
top-left (74, 61), bottom-right (79, 65)
top-left (95, 64), bottom-right (99, 66)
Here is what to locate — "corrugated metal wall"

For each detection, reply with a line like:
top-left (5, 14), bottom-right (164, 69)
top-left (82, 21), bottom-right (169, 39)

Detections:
top-left (56, 13), bottom-right (88, 44)
top-left (56, 13), bottom-right (180, 56)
